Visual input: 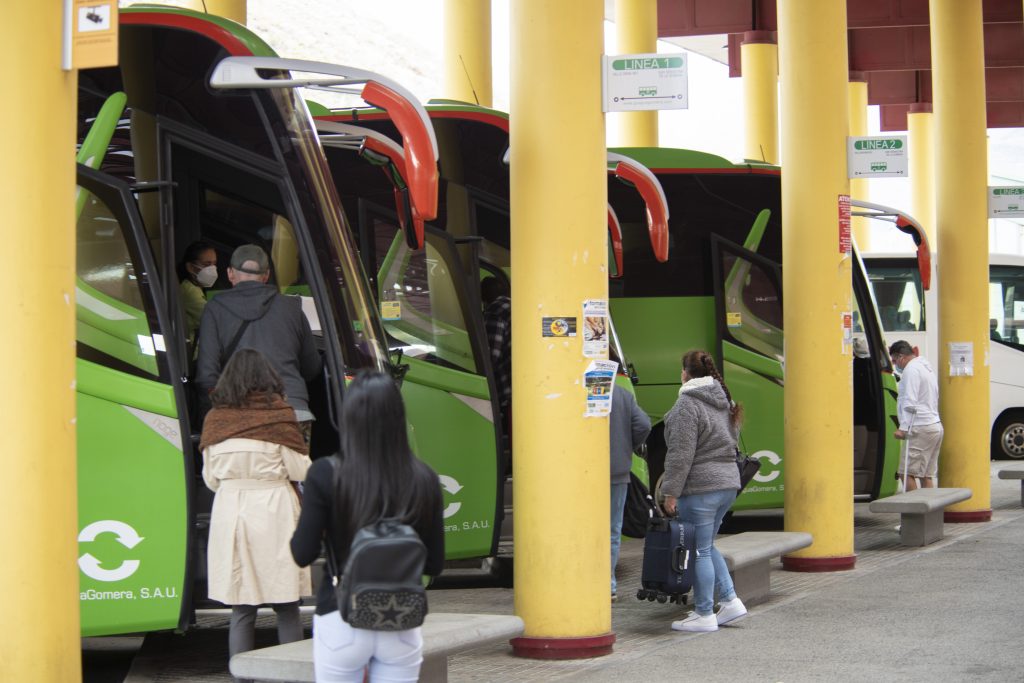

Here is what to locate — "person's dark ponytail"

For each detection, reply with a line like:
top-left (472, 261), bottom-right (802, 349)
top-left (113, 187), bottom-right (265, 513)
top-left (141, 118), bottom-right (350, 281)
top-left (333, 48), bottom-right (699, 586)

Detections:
top-left (682, 349), bottom-right (743, 428)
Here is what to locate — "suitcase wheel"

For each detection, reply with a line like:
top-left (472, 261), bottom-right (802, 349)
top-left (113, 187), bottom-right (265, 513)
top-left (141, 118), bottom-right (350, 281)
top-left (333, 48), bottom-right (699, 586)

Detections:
top-left (656, 594), bottom-right (668, 604)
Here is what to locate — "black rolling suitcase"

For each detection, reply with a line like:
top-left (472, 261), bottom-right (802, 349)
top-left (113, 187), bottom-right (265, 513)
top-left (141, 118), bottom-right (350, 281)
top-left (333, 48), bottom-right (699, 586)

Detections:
top-left (637, 499), bottom-right (695, 605)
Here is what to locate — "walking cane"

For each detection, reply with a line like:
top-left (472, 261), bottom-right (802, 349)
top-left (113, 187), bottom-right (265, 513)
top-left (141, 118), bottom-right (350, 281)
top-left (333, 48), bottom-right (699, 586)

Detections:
top-left (900, 406), bottom-right (918, 493)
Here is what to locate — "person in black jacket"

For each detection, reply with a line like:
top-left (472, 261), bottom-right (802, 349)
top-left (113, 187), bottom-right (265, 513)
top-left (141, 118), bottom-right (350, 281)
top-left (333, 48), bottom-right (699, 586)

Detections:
top-left (291, 371), bottom-right (444, 682)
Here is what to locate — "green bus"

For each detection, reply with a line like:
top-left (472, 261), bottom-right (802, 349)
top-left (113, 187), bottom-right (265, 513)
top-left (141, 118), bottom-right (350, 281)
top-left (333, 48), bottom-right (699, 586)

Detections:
top-left (74, 7), bottom-right (511, 636)
top-left (317, 108), bottom-right (904, 514)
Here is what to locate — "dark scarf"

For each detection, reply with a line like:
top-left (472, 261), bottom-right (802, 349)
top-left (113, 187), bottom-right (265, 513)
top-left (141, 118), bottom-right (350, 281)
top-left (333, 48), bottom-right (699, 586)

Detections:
top-left (199, 392), bottom-right (308, 455)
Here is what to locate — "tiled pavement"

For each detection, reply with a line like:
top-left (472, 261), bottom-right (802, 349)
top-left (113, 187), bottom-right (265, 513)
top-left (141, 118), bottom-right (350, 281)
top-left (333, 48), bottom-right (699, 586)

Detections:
top-left (114, 463), bottom-right (1024, 682)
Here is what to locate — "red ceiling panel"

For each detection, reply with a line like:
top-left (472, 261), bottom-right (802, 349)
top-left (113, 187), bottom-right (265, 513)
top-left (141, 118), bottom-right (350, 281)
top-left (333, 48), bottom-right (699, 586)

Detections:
top-left (880, 101), bottom-right (1024, 130)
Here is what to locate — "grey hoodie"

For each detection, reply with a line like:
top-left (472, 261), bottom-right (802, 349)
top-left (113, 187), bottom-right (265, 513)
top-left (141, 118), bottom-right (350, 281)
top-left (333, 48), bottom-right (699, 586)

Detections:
top-left (662, 376), bottom-right (740, 497)
top-left (196, 281), bottom-right (322, 414)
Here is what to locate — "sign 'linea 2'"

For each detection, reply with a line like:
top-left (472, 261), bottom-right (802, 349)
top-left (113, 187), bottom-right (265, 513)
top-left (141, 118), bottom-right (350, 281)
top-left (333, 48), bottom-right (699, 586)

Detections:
top-left (847, 135), bottom-right (908, 178)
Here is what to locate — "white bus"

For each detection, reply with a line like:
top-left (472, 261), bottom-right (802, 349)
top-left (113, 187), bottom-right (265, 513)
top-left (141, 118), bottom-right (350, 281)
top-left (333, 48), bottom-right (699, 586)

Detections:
top-left (863, 250), bottom-right (1024, 459)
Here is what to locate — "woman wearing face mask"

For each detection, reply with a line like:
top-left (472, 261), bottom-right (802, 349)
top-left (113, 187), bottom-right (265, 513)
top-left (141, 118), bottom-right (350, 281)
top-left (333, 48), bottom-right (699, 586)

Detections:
top-left (178, 240), bottom-right (218, 345)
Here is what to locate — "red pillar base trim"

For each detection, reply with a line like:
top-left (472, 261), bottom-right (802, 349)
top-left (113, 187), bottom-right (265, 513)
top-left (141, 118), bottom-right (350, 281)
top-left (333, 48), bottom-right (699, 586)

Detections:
top-left (945, 509), bottom-right (992, 523)
top-left (782, 554), bottom-right (857, 572)
top-left (510, 632), bottom-right (615, 660)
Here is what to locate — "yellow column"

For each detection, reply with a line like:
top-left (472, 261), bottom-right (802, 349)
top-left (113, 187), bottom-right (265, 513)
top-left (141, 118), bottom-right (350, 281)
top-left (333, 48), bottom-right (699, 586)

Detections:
top-left (930, 0), bottom-right (991, 520)
top-left (741, 31), bottom-right (778, 164)
top-left (778, 0), bottom-right (855, 571)
top-left (510, 0), bottom-right (612, 658)
top-left (848, 72), bottom-right (871, 249)
top-left (908, 104), bottom-right (936, 248)
top-left (203, 0), bottom-right (246, 24)
top-left (613, 0), bottom-right (658, 146)
top-left (0, 4), bottom-right (80, 682)
top-left (443, 0), bottom-right (493, 107)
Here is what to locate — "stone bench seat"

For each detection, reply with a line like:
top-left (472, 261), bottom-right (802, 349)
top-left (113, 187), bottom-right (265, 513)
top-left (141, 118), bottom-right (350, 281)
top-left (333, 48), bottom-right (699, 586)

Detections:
top-left (868, 487), bottom-right (972, 546)
top-left (716, 531), bottom-right (813, 606)
top-left (229, 613), bottom-right (524, 683)
top-left (997, 464), bottom-right (1024, 506)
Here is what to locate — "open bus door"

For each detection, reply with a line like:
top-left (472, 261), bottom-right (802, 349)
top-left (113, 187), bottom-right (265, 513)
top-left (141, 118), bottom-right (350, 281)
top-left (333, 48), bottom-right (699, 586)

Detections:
top-left (711, 232), bottom-right (899, 508)
top-left (76, 165), bottom-right (192, 636)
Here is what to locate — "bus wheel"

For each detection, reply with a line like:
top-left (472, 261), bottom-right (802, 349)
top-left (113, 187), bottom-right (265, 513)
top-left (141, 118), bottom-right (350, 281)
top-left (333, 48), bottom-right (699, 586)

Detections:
top-left (993, 412), bottom-right (1024, 459)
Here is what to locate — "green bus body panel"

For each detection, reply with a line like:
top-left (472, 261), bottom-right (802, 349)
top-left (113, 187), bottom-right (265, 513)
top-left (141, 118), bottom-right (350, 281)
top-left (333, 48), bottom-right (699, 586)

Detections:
top-left (610, 296), bottom-right (717, 418)
top-left (77, 358), bottom-right (177, 417)
top-left (723, 354), bottom-right (786, 510)
top-left (724, 340), bottom-right (784, 381)
top-left (77, 374), bottom-right (187, 636)
top-left (608, 147), bottom-right (748, 171)
top-left (878, 375), bottom-right (901, 498)
top-left (123, 6), bottom-right (278, 57)
top-left (400, 357), bottom-right (497, 558)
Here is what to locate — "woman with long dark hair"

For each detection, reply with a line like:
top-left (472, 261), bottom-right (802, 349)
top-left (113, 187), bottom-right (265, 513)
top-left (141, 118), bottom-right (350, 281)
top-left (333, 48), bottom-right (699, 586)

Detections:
top-left (199, 349), bottom-right (312, 666)
top-left (662, 349), bottom-right (746, 633)
top-left (291, 371), bottom-right (444, 682)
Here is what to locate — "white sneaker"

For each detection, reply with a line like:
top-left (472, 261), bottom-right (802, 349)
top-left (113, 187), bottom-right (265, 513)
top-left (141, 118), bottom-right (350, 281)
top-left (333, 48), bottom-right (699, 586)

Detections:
top-left (715, 597), bottom-right (747, 626)
top-left (671, 612), bottom-right (718, 632)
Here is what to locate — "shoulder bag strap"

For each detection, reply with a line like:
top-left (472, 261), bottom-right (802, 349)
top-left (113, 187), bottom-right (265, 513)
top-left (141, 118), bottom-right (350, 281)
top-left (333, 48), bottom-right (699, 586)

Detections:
top-left (217, 295), bottom-right (274, 367)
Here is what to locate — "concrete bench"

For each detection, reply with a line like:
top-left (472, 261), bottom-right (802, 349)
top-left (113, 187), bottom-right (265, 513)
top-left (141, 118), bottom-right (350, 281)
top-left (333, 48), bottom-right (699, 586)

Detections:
top-left (868, 488), bottom-right (972, 546)
top-left (229, 613), bottom-right (524, 682)
top-left (998, 464), bottom-right (1024, 506)
top-left (716, 531), bottom-right (813, 606)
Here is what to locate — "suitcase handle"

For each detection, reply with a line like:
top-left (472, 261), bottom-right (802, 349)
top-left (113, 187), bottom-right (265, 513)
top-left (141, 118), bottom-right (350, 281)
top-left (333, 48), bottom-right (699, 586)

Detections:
top-left (671, 547), bottom-right (690, 572)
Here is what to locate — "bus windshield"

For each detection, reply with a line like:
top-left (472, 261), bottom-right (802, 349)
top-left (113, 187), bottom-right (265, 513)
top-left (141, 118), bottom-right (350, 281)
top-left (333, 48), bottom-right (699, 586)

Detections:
top-left (990, 263), bottom-right (1024, 348)
top-left (265, 85), bottom-right (391, 371)
top-left (866, 258), bottom-right (925, 333)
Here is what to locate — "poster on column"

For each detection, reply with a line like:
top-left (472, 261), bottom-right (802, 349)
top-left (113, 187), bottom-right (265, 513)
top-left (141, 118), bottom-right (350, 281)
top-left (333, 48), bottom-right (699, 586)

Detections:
top-left (949, 342), bottom-right (974, 377)
top-left (584, 360), bottom-right (618, 417)
top-left (582, 299), bottom-right (609, 358)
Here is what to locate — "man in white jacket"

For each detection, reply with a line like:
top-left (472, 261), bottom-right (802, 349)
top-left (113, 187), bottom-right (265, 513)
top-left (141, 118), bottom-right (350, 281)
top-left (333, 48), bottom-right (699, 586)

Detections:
top-left (889, 340), bottom-right (944, 490)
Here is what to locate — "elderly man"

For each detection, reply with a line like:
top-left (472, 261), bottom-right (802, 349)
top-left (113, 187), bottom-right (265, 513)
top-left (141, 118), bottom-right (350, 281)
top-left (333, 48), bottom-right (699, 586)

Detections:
top-left (196, 244), bottom-right (322, 434)
top-left (888, 340), bottom-right (943, 490)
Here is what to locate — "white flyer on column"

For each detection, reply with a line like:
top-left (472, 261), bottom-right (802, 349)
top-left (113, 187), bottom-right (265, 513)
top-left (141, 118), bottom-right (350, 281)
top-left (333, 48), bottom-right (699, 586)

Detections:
top-left (582, 299), bottom-right (609, 358)
top-left (949, 342), bottom-right (974, 377)
top-left (584, 360), bottom-right (618, 417)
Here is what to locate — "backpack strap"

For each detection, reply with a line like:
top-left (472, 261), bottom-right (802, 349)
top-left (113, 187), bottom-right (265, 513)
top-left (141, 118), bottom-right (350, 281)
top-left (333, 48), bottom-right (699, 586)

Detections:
top-left (324, 454), bottom-right (343, 583)
top-left (217, 294), bottom-right (273, 367)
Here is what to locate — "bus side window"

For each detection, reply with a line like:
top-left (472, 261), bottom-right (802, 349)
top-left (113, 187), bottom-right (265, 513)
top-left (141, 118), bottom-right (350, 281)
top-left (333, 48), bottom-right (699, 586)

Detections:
top-left (77, 188), bottom-right (159, 377)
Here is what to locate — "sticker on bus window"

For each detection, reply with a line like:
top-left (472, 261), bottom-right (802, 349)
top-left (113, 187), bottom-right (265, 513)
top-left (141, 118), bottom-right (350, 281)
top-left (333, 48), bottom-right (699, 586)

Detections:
top-left (381, 300), bottom-right (401, 321)
top-left (727, 311), bottom-right (742, 327)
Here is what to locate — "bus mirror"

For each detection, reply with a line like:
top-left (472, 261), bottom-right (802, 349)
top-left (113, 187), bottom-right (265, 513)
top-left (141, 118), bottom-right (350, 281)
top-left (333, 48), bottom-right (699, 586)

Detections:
top-left (896, 215), bottom-right (932, 291)
top-left (608, 204), bottom-right (624, 278)
top-left (607, 153), bottom-right (670, 263)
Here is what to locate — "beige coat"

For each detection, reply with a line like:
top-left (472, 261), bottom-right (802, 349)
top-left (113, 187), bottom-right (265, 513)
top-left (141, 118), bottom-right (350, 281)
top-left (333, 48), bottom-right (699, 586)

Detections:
top-left (203, 437), bottom-right (312, 605)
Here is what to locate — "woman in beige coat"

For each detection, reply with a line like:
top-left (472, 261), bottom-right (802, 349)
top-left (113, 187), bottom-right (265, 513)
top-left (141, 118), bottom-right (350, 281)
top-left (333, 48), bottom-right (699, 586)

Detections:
top-left (200, 349), bottom-right (313, 667)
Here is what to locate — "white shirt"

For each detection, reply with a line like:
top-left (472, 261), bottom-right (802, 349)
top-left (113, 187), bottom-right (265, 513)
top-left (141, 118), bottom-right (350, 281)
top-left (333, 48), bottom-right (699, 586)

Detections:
top-left (897, 356), bottom-right (941, 431)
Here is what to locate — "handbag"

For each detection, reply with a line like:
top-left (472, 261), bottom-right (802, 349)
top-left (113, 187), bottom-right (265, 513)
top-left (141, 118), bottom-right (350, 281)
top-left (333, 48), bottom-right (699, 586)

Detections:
top-left (736, 448), bottom-right (761, 490)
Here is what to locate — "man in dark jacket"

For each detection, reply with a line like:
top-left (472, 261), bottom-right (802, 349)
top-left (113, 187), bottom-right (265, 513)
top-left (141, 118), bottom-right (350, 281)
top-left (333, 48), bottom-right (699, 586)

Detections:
top-left (609, 381), bottom-right (651, 600)
top-left (196, 245), bottom-right (322, 433)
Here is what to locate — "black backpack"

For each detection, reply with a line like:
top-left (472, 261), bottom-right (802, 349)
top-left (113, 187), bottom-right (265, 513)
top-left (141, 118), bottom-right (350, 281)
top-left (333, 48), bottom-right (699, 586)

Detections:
top-left (327, 459), bottom-right (428, 631)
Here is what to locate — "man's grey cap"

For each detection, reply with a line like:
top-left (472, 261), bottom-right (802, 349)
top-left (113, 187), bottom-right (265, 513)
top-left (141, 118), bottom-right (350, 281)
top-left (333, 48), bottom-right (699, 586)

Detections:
top-left (230, 244), bottom-right (270, 275)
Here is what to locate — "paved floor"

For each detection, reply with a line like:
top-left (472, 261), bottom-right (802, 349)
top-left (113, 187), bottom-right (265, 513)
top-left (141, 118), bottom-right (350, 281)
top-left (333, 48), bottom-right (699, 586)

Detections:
top-left (94, 463), bottom-right (1024, 682)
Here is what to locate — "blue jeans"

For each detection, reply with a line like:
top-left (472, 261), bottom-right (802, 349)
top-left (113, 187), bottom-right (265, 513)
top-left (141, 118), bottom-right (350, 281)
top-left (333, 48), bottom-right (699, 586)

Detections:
top-left (610, 482), bottom-right (628, 594)
top-left (677, 488), bottom-right (738, 616)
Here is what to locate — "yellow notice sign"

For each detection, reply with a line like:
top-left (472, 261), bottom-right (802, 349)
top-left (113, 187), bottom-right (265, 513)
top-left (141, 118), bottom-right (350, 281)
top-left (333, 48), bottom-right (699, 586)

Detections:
top-left (73, 1), bottom-right (118, 69)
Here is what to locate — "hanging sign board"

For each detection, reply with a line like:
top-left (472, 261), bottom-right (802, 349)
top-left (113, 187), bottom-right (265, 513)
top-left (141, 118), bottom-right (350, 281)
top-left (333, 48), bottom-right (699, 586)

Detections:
top-left (988, 186), bottom-right (1024, 218)
top-left (64, 0), bottom-right (119, 70)
top-left (838, 194), bottom-right (851, 256)
top-left (602, 53), bottom-right (688, 112)
top-left (847, 135), bottom-right (908, 178)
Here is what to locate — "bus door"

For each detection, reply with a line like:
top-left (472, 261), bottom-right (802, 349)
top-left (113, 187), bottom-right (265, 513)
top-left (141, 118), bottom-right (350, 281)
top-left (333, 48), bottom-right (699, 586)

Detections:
top-left (366, 211), bottom-right (503, 559)
top-left (711, 235), bottom-right (785, 509)
top-left (76, 165), bottom-right (191, 636)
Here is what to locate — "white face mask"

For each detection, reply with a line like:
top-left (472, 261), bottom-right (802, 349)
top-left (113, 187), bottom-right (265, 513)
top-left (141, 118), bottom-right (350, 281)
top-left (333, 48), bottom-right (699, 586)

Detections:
top-left (194, 264), bottom-right (218, 288)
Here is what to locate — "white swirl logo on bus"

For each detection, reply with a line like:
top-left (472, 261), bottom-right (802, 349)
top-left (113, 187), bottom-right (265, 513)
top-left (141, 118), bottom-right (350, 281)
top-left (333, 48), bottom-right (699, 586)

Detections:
top-left (751, 450), bottom-right (781, 483)
top-left (439, 475), bottom-right (463, 518)
top-left (78, 520), bottom-right (144, 582)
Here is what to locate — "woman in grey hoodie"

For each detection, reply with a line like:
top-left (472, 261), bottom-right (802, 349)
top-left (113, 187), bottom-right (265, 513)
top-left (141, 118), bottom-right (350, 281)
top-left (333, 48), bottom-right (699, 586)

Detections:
top-left (662, 350), bottom-right (746, 633)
